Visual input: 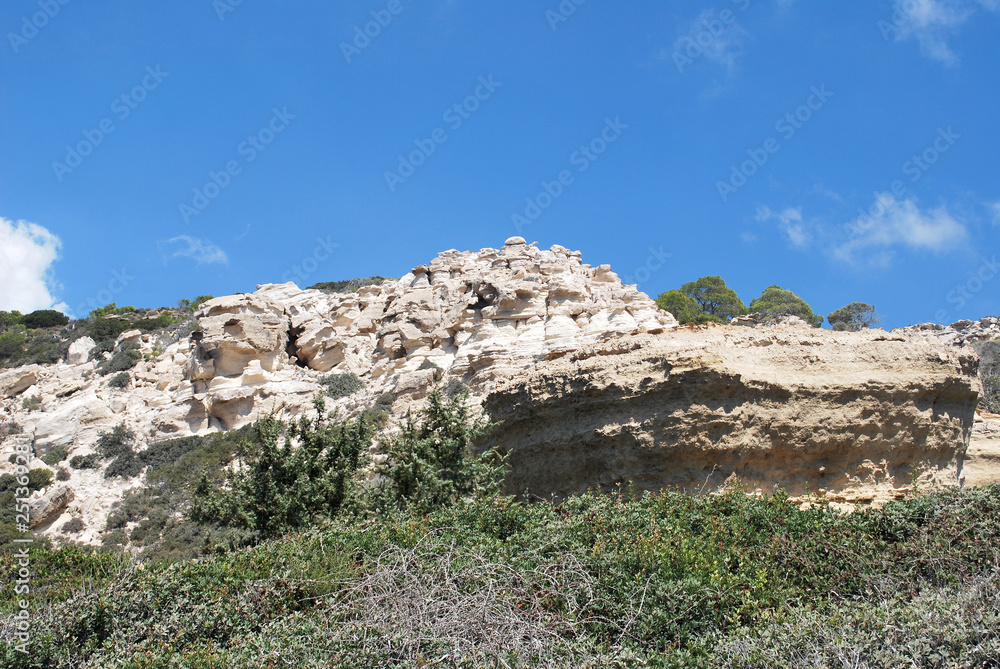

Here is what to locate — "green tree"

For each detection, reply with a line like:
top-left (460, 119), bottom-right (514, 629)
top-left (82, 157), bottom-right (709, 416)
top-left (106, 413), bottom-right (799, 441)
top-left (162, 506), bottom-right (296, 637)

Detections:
top-left (372, 389), bottom-right (504, 515)
top-left (749, 286), bottom-right (823, 327)
top-left (179, 295), bottom-right (214, 311)
top-left (683, 276), bottom-right (748, 322)
top-left (20, 310), bottom-right (69, 329)
top-left (191, 404), bottom-right (374, 540)
top-left (655, 289), bottom-right (703, 324)
top-left (827, 302), bottom-right (879, 331)
top-left (0, 311), bottom-right (23, 328)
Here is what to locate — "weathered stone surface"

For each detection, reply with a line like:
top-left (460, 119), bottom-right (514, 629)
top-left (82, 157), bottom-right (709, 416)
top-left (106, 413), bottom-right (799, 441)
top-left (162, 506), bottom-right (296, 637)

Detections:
top-left (482, 328), bottom-right (981, 504)
top-left (66, 337), bottom-right (96, 364)
top-left (0, 240), bottom-right (996, 546)
top-left (0, 366), bottom-right (39, 398)
top-left (29, 486), bottom-right (75, 529)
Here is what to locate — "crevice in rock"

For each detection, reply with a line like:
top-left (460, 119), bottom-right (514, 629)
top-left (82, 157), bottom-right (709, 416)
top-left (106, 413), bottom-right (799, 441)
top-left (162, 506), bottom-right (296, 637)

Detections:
top-left (286, 322), bottom-right (307, 367)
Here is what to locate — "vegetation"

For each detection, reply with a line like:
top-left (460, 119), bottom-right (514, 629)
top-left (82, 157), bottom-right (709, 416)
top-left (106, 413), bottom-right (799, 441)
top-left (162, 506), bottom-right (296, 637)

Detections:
top-left (656, 276), bottom-right (747, 324)
top-left (97, 340), bottom-right (141, 376)
top-left (320, 372), bottom-right (363, 398)
top-left (748, 285), bottom-right (823, 327)
top-left (107, 371), bottom-right (131, 389)
top-left (191, 402), bottom-right (374, 541)
top-left (975, 339), bottom-right (1000, 413)
top-left (69, 454), bottom-right (100, 470)
top-left (308, 276), bottom-right (389, 293)
top-left (20, 395), bottom-right (41, 413)
top-left (828, 301), bottom-right (880, 331)
top-left (179, 295), bottom-right (215, 311)
top-left (19, 310), bottom-right (69, 329)
top-left (40, 446), bottom-right (69, 467)
top-left (3, 470), bottom-right (998, 666)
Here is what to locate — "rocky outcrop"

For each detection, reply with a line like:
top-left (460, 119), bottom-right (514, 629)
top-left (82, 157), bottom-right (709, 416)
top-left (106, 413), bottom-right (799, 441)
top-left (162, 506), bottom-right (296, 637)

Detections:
top-left (0, 238), bottom-right (994, 545)
top-left (483, 326), bottom-right (980, 504)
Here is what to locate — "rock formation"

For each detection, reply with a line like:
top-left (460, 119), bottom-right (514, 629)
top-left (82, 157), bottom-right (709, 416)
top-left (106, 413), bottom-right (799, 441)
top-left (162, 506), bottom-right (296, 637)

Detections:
top-left (0, 237), bottom-right (996, 545)
top-left (483, 326), bottom-right (980, 503)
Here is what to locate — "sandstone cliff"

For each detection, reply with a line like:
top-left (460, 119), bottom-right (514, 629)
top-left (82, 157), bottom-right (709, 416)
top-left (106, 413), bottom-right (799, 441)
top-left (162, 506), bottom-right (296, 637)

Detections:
top-left (0, 237), bottom-right (995, 545)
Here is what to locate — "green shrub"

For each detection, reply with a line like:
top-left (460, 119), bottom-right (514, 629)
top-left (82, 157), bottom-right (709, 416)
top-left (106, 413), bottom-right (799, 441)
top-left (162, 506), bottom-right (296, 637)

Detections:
top-left (21, 395), bottom-right (41, 412)
top-left (26, 468), bottom-right (53, 490)
top-left (98, 341), bottom-right (141, 376)
top-left (307, 276), bottom-right (388, 293)
top-left (96, 423), bottom-right (136, 460)
top-left (41, 446), bottom-right (69, 466)
top-left (69, 454), bottom-right (100, 470)
top-left (20, 309), bottom-right (69, 329)
top-left (107, 372), bottom-right (130, 389)
top-left (321, 372), bottom-right (363, 398)
top-left (370, 389), bottom-right (503, 515)
top-left (56, 468), bottom-right (70, 482)
top-left (191, 410), bottom-right (374, 541)
top-left (749, 285), bottom-right (823, 327)
top-left (656, 276), bottom-right (748, 324)
top-left (361, 391), bottom-right (396, 425)
top-left (104, 454), bottom-right (143, 479)
top-left (59, 518), bottom-right (85, 534)
top-left (0, 421), bottom-right (21, 444)
top-left (134, 313), bottom-right (178, 331)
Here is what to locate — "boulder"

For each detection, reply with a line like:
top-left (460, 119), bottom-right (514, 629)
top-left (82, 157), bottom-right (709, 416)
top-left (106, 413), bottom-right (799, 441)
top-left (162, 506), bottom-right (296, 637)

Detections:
top-left (66, 337), bottom-right (96, 364)
top-left (0, 366), bottom-right (40, 398)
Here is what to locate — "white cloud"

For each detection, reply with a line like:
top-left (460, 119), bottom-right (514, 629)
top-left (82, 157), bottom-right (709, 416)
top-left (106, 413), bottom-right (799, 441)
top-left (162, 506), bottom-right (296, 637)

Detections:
top-left (161, 236), bottom-right (228, 265)
top-left (668, 10), bottom-right (751, 75)
top-left (887, 0), bottom-right (998, 66)
top-left (756, 205), bottom-right (811, 248)
top-left (989, 200), bottom-right (1000, 225)
top-left (0, 217), bottom-right (66, 313)
top-left (835, 194), bottom-right (967, 263)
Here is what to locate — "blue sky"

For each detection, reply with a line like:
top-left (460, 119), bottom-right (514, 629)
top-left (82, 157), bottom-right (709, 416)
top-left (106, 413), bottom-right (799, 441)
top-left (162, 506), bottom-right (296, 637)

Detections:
top-left (1, 0), bottom-right (998, 328)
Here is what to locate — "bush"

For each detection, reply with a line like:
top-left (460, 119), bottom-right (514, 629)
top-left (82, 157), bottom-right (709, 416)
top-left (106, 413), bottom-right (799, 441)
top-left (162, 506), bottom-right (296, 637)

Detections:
top-left (69, 454), bottom-right (100, 470)
top-left (0, 421), bottom-right (21, 444)
top-left (307, 277), bottom-right (388, 293)
top-left (21, 395), bottom-right (41, 412)
top-left (96, 424), bottom-right (136, 460)
top-left (20, 310), bottom-right (69, 329)
top-left (370, 390), bottom-right (504, 515)
top-left (191, 409), bottom-right (375, 541)
top-left (27, 468), bottom-right (53, 491)
top-left (98, 341), bottom-right (141, 376)
top-left (749, 285), bottom-right (823, 327)
top-left (104, 454), bottom-right (143, 479)
top-left (828, 302), bottom-right (879, 331)
top-left (56, 468), bottom-right (70, 482)
top-left (41, 446), bottom-right (69, 466)
top-left (60, 518), bottom-right (85, 534)
top-left (321, 372), bottom-right (363, 398)
top-left (107, 372), bottom-right (130, 389)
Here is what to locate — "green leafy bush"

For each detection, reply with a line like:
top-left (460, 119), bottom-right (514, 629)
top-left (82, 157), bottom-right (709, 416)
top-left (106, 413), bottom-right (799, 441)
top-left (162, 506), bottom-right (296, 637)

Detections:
top-left (21, 395), bottom-right (41, 412)
top-left (107, 372), bottom-right (130, 389)
top-left (96, 423), bottom-right (136, 460)
top-left (749, 285), bottom-right (823, 327)
top-left (191, 411), bottom-right (374, 541)
top-left (370, 390), bottom-right (503, 515)
top-left (321, 372), bottom-right (363, 398)
top-left (69, 454), bottom-right (100, 470)
top-left (828, 302), bottom-right (879, 331)
top-left (98, 341), bottom-right (142, 376)
top-left (41, 446), bottom-right (69, 466)
top-left (20, 309), bottom-right (69, 329)
top-left (308, 276), bottom-right (388, 293)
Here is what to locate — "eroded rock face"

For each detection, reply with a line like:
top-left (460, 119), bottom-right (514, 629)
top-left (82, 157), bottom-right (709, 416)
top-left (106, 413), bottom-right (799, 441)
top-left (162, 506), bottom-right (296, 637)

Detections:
top-left (482, 327), bottom-right (981, 503)
top-left (0, 239), bottom-right (994, 545)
